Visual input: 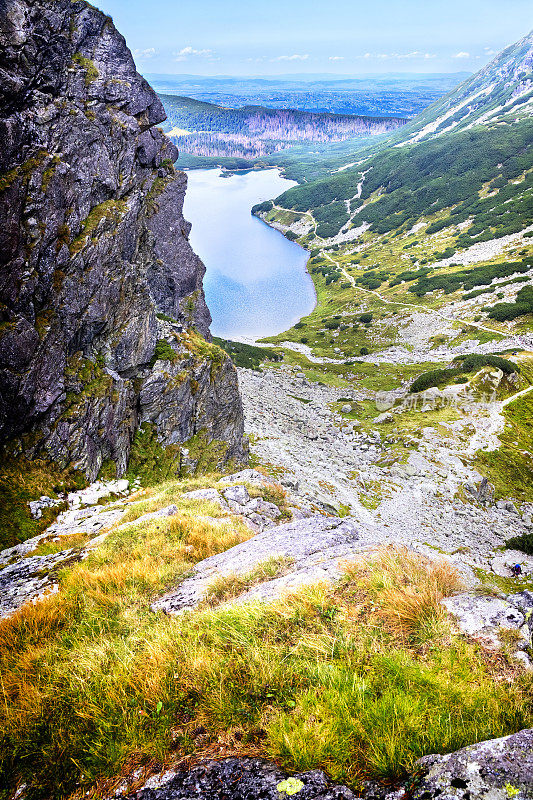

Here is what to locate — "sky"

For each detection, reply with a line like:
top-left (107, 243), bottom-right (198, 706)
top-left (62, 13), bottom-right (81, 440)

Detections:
top-left (99, 0), bottom-right (532, 76)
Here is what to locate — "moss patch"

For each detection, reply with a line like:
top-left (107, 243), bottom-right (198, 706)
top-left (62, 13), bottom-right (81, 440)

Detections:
top-left (0, 150), bottom-right (48, 194)
top-left (150, 339), bottom-right (179, 366)
top-left (70, 199), bottom-right (127, 254)
top-left (72, 52), bottom-right (99, 85)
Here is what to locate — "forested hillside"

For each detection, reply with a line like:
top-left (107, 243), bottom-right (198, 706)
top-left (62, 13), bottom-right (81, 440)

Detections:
top-left (275, 120), bottom-right (533, 240)
top-left (160, 94), bottom-right (406, 160)
top-left (266, 30), bottom-right (532, 244)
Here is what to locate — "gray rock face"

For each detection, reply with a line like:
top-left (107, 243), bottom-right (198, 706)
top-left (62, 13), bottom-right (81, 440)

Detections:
top-left (151, 515), bottom-right (376, 614)
top-left (442, 591), bottom-right (533, 664)
top-left (410, 728), bottom-right (533, 800)
top-left (111, 757), bottom-right (356, 800)
top-left (112, 729), bottom-right (533, 800)
top-left (0, 0), bottom-right (245, 479)
top-left (0, 547), bottom-right (79, 618)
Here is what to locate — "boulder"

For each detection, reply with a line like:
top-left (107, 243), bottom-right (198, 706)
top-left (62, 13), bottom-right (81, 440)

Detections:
top-left (442, 593), bottom-right (530, 650)
top-left (182, 489), bottom-right (229, 509)
top-left (151, 515), bottom-right (374, 614)
top-left (219, 470), bottom-right (271, 486)
top-left (244, 498), bottom-right (281, 520)
top-left (110, 757), bottom-right (356, 800)
top-left (409, 728), bottom-right (533, 800)
top-left (222, 485), bottom-right (250, 506)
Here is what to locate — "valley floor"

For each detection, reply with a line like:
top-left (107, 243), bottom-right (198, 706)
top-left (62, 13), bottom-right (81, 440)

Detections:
top-left (238, 362), bottom-right (533, 579)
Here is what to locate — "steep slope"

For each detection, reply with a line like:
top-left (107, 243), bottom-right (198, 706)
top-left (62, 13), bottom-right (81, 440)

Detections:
top-left (0, 0), bottom-right (246, 483)
top-left (267, 30), bottom-right (532, 245)
top-left (399, 29), bottom-right (533, 144)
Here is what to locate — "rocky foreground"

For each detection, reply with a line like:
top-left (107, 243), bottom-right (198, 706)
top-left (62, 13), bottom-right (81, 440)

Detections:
top-left (107, 728), bottom-right (533, 800)
top-left (2, 450), bottom-right (533, 797)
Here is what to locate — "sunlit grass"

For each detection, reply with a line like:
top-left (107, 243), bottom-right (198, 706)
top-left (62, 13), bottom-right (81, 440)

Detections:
top-left (1, 503), bottom-right (532, 800)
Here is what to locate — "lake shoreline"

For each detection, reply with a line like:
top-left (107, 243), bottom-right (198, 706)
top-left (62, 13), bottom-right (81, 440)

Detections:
top-left (182, 167), bottom-right (316, 341)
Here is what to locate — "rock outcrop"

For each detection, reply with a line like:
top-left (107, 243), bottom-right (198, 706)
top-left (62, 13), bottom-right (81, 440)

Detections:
top-left (0, 0), bottom-right (246, 479)
top-left (109, 757), bottom-right (357, 800)
top-left (408, 728), bottom-right (533, 800)
top-left (110, 731), bottom-right (533, 800)
top-left (151, 514), bottom-right (377, 614)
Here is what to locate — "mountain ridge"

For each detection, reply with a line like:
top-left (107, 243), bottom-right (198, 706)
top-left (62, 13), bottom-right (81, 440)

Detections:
top-left (0, 0), bottom-right (246, 494)
top-left (396, 28), bottom-right (533, 145)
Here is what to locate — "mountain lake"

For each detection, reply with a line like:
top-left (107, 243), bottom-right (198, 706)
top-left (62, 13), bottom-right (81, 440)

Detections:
top-left (183, 168), bottom-right (316, 340)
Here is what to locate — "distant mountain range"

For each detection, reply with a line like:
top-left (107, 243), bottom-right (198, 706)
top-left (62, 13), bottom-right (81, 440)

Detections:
top-left (152, 73), bottom-right (467, 117)
top-left (272, 30), bottom-right (533, 245)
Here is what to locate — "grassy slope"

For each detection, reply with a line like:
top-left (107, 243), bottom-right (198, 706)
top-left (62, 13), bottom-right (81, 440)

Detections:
top-left (476, 388), bottom-right (533, 500)
top-left (1, 478), bottom-right (531, 800)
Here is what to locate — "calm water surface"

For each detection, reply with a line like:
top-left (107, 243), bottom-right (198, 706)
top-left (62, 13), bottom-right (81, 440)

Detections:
top-left (183, 168), bottom-right (316, 340)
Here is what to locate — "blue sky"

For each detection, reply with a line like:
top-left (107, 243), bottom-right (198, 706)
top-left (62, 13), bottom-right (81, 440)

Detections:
top-left (99, 0), bottom-right (532, 76)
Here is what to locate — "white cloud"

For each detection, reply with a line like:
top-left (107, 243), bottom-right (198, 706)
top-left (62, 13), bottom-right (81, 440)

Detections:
top-left (272, 54), bottom-right (309, 62)
top-left (453, 51), bottom-right (471, 59)
top-left (363, 50), bottom-right (435, 60)
top-left (484, 47), bottom-right (497, 56)
top-left (133, 47), bottom-right (156, 59)
top-left (174, 46), bottom-right (214, 61)
top-left (329, 56), bottom-right (344, 61)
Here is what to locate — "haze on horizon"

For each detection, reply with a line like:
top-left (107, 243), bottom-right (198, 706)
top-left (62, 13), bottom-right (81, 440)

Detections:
top-left (100, 0), bottom-right (532, 77)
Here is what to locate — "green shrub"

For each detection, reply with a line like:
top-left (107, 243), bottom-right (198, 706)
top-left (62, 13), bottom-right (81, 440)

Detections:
top-left (274, 120), bottom-right (533, 248)
top-left (410, 368), bottom-right (460, 393)
top-left (453, 354), bottom-right (518, 375)
top-left (251, 200), bottom-right (273, 214)
top-left (410, 354), bottom-right (519, 393)
top-left (213, 337), bottom-right (282, 370)
top-left (410, 258), bottom-right (532, 297)
top-left (505, 532), bottom-right (533, 556)
top-left (150, 339), bottom-right (178, 365)
top-left (359, 313), bottom-right (373, 324)
top-left (487, 286), bottom-right (533, 321)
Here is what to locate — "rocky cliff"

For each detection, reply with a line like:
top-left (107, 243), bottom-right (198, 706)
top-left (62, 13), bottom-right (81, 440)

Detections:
top-left (0, 0), bottom-right (246, 479)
